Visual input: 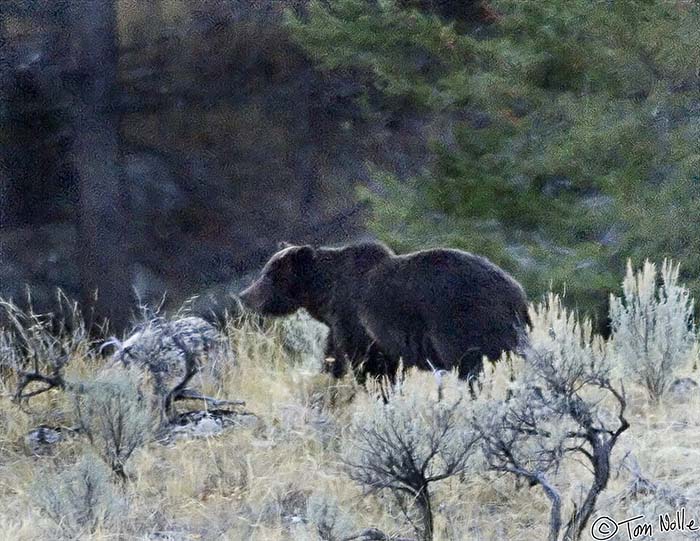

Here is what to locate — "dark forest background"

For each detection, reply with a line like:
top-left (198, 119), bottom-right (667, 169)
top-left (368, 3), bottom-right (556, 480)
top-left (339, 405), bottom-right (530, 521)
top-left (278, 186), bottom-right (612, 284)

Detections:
top-left (1, 0), bottom-right (698, 332)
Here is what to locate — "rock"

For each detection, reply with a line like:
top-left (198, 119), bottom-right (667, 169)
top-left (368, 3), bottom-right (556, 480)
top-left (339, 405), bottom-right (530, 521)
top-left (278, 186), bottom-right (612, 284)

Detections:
top-left (24, 425), bottom-right (63, 456)
top-left (187, 416), bottom-right (222, 438)
top-left (165, 409), bottom-right (259, 442)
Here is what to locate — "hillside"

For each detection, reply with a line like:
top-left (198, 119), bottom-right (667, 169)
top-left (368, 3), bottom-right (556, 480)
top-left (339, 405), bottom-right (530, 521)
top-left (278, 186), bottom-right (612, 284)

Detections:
top-left (1, 262), bottom-right (699, 540)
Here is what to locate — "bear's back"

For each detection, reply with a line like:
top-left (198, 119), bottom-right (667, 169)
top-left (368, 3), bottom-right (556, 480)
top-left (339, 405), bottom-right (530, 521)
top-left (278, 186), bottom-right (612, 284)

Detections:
top-left (397, 248), bottom-right (507, 279)
top-left (319, 241), bottom-right (394, 278)
top-left (383, 248), bottom-right (523, 293)
top-left (364, 247), bottom-right (528, 324)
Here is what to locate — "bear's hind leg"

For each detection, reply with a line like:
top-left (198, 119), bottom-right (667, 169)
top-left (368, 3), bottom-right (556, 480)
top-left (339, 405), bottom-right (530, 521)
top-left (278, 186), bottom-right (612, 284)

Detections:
top-left (424, 332), bottom-right (486, 395)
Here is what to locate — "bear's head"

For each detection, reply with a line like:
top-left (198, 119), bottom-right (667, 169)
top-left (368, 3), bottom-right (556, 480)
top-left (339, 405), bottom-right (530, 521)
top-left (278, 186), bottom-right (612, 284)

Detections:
top-left (239, 242), bottom-right (316, 316)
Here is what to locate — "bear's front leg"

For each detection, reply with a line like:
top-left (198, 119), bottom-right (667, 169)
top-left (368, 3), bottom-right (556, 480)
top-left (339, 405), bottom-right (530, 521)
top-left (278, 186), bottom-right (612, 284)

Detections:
top-left (321, 329), bottom-right (349, 378)
top-left (356, 341), bottom-right (396, 381)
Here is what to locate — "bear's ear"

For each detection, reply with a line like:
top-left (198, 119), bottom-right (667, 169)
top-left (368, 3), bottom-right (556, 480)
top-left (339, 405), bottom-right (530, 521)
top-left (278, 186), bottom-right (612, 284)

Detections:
top-left (278, 241), bottom-right (294, 250)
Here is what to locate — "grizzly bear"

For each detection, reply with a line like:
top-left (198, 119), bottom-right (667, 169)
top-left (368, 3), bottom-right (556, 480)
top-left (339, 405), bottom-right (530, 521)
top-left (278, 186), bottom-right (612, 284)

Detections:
top-left (238, 241), bottom-right (530, 382)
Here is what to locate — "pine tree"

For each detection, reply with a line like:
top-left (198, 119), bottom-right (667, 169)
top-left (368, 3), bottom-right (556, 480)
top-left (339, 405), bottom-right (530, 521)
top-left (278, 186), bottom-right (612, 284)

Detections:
top-left (290, 0), bottom-right (700, 322)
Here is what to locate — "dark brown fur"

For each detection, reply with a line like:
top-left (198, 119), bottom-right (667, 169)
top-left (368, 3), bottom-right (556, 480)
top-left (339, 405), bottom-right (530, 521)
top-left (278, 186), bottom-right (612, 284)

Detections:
top-left (239, 241), bottom-right (530, 382)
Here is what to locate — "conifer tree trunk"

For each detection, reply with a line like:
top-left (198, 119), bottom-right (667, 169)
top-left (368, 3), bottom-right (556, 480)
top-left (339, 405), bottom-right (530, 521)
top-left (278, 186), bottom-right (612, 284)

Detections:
top-left (69, 0), bottom-right (131, 330)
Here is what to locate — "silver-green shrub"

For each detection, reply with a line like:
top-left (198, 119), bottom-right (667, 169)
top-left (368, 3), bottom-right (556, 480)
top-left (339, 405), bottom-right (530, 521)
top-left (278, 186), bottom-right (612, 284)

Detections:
top-left (72, 368), bottom-right (156, 480)
top-left (31, 455), bottom-right (125, 539)
top-left (279, 309), bottom-right (329, 369)
top-left (609, 259), bottom-right (696, 401)
top-left (306, 493), bottom-right (357, 541)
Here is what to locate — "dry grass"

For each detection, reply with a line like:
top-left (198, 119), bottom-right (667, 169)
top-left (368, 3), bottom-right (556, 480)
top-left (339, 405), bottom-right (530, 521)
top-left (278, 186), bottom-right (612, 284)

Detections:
top-left (1, 310), bottom-right (699, 540)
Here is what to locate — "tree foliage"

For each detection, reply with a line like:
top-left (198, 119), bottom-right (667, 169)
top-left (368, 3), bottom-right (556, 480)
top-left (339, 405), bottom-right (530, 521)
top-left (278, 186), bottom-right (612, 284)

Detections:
top-left (290, 0), bottom-right (700, 321)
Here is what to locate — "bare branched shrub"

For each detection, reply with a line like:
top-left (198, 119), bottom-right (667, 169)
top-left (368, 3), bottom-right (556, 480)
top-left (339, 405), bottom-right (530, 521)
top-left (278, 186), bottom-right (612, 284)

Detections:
top-left (72, 369), bottom-right (156, 480)
top-left (474, 293), bottom-right (629, 541)
top-left (107, 314), bottom-right (223, 383)
top-left (104, 310), bottom-right (232, 418)
top-left (609, 259), bottom-right (696, 401)
top-left (1, 292), bottom-right (90, 401)
top-left (345, 371), bottom-right (479, 541)
top-left (31, 454), bottom-right (125, 539)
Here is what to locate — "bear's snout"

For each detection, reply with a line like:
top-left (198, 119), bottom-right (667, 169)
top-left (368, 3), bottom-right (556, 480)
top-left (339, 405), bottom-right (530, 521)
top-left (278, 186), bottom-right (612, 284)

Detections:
top-left (239, 276), bottom-right (277, 313)
top-left (239, 273), bottom-right (303, 317)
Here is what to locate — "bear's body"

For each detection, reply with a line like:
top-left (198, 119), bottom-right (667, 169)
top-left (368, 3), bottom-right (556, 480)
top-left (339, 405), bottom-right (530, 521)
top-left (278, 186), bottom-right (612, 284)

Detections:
top-left (239, 242), bottom-right (530, 381)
